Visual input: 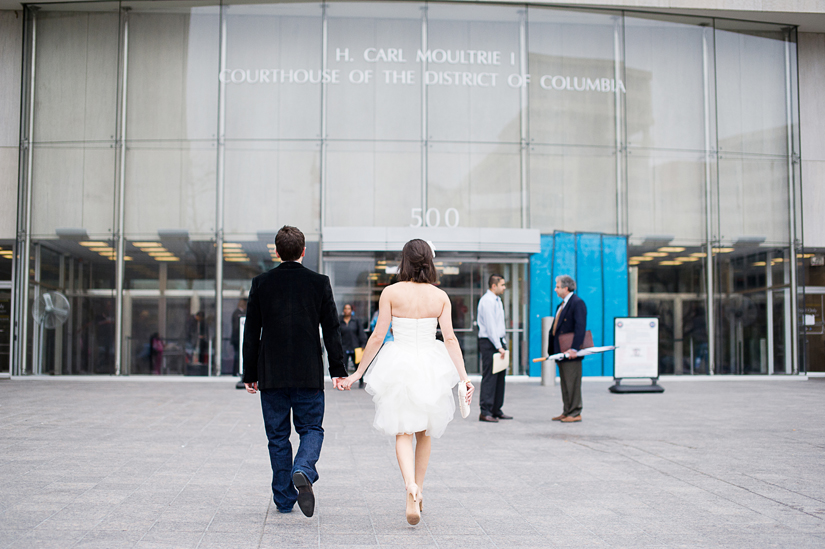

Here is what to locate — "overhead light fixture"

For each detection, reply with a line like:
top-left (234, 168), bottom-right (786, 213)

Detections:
top-left (154, 256), bottom-right (180, 262)
top-left (628, 260), bottom-right (640, 265)
top-left (223, 242), bottom-right (243, 248)
top-left (80, 241), bottom-right (109, 247)
top-left (133, 242), bottom-right (162, 248)
top-left (712, 247), bottom-right (734, 254)
top-left (149, 251), bottom-right (174, 257)
top-left (158, 229), bottom-right (189, 241)
top-left (734, 236), bottom-right (766, 247)
top-left (658, 247), bottom-right (685, 253)
top-left (690, 252), bottom-right (707, 258)
top-left (642, 234), bottom-right (674, 246)
top-left (629, 256), bottom-right (654, 262)
top-left (644, 252), bottom-right (668, 257)
top-left (752, 261), bottom-right (767, 267)
top-left (56, 228), bottom-right (89, 240)
top-left (659, 261), bottom-right (681, 266)
top-left (676, 257), bottom-right (700, 262)
top-left (91, 247), bottom-right (114, 252)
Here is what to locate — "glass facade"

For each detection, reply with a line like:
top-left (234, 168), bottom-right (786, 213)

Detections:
top-left (10, 1), bottom-right (805, 376)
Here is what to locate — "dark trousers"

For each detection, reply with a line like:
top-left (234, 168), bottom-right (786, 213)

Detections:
top-left (260, 388), bottom-right (325, 512)
top-left (479, 338), bottom-right (506, 417)
top-left (558, 360), bottom-right (583, 417)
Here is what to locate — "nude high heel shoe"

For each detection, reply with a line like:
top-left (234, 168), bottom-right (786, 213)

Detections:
top-left (405, 484), bottom-right (421, 525)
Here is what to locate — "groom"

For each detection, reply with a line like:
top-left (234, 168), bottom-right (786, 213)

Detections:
top-left (243, 226), bottom-right (348, 516)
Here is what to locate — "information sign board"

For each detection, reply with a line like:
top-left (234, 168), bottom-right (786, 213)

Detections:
top-left (614, 317), bottom-right (659, 379)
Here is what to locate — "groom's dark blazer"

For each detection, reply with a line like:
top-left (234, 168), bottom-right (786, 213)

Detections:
top-left (242, 261), bottom-right (347, 389)
top-left (549, 293), bottom-right (587, 363)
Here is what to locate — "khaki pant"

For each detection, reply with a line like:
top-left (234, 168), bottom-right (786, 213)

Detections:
top-left (558, 360), bottom-right (582, 417)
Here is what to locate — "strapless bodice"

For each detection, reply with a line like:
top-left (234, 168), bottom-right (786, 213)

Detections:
top-left (390, 316), bottom-right (438, 349)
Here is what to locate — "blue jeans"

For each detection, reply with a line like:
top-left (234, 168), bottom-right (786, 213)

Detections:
top-left (260, 388), bottom-right (325, 512)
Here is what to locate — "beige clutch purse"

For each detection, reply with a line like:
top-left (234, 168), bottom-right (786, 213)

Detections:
top-left (457, 381), bottom-right (470, 419)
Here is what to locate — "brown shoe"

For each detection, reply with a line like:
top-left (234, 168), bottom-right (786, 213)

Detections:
top-left (479, 414), bottom-right (499, 423)
top-left (561, 415), bottom-right (581, 423)
top-left (551, 414), bottom-right (567, 421)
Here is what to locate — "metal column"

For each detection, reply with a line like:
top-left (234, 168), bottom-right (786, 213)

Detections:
top-left (214, 8), bottom-right (228, 377)
top-left (784, 32), bottom-right (799, 375)
top-left (613, 16), bottom-right (624, 234)
top-left (17, 8), bottom-right (38, 376)
top-left (318, 5), bottom-right (329, 270)
top-left (114, 8), bottom-right (130, 376)
top-left (420, 6), bottom-right (429, 219)
top-left (518, 10), bottom-right (529, 229)
top-left (702, 26), bottom-right (715, 375)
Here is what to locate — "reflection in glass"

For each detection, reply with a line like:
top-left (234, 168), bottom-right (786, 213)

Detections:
top-left (529, 145), bottom-right (616, 233)
top-left (428, 143), bottom-right (521, 229)
top-left (427, 3), bottom-right (521, 143)
top-left (326, 141), bottom-right (420, 228)
top-left (123, 239), bottom-right (216, 375)
top-left (224, 2), bottom-right (322, 140)
top-left (528, 8), bottom-right (621, 147)
top-left (631, 244), bottom-right (708, 374)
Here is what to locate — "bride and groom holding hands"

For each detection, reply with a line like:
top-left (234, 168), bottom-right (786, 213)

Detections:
top-left (242, 226), bottom-right (475, 525)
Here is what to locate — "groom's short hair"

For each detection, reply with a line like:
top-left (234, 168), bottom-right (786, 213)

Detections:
top-left (275, 226), bottom-right (305, 261)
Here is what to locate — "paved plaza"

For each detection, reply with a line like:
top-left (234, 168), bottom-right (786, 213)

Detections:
top-left (1, 376), bottom-right (824, 548)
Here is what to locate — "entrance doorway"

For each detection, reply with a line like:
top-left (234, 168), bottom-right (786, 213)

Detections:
top-left (325, 254), bottom-right (529, 375)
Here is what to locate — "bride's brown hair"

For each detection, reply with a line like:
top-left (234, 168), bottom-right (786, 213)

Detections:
top-left (397, 239), bottom-right (438, 284)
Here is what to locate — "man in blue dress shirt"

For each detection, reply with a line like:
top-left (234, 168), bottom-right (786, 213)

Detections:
top-left (476, 274), bottom-right (512, 422)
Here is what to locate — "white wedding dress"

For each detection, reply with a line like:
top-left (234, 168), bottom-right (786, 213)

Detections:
top-left (363, 317), bottom-right (460, 439)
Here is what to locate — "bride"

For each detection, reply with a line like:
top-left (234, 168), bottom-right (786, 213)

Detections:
top-left (338, 239), bottom-right (474, 525)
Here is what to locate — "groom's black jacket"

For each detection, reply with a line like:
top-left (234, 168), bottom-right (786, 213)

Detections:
top-left (242, 261), bottom-right (347, 389)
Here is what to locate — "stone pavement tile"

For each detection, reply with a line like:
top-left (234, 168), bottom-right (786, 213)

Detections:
top-left (475, 516), bottom-right (540, 536)
top-left (197, 530), bottom-right (263, 548)
top-left (374, 533), bottom-right (436, 546)
top-left (149, 519), bottom-right (209, 532)
top-left (319, 533), bottom-right (378, 545)
top-left (258, 532), bottom-right (318, 547)
top-left (485, 534), bottom-right (549, 546)
top-left (208, 517), bottom-right (268, 533)
top-left (0, 509), bottom-right (59, 530)
top-left (139, 526), bottom-right (205, 548)
top-left (542, 534), bottom-right (611, 547)
top-left (71, 528), bottom-right (145, 547)
top-left (0, 530), bottom-right (26, 547)
top-left (5, 527), bottom-right (87, 547)
top-left (430, 534), bottom-right (496, 548)
top-left (318, 514), bottom-right (373, 533)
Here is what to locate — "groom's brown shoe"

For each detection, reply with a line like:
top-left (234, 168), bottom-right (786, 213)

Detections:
top-left (552, 414), bottom-right (567, 421)
top-left (292, 471), bottom-right (315, 517)
top-left (561, 415), bottom-right (582, 423)
top-left (479, 414), bottom-right (499, 423)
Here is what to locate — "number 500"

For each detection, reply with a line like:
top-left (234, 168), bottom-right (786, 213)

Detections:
top-left (410, 208), bottom-right (460, 228)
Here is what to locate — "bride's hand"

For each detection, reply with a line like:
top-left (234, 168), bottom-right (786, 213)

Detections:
top-left (341, 373), bottom-right (361, 390)
top-left (463, 380), bottom-right (474, 404)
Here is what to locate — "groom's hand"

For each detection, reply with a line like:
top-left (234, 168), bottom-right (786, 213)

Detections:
top-left (244, 382), bottom-right (258, 394)
top-left (332, 377), bottom-right (348, 391)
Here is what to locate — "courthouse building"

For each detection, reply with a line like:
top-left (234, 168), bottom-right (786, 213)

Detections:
top-left (0, 0), bottom-right (823, 378)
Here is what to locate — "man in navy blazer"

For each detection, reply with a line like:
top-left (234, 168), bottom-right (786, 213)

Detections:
top-left (548, 275), bottom-right (587, 423)
top-left (243, 226), bottom-right (348, 517)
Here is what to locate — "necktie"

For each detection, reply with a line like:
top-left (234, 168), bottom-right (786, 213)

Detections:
top-left (552, 302), bottom-right (563, 335)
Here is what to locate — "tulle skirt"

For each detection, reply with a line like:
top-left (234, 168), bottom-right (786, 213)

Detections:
top-left (363, 340), bottom-right (460, 439)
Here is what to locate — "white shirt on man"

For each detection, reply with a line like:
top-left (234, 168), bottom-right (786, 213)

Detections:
top-left (477, 290), bottom-right (506, 349)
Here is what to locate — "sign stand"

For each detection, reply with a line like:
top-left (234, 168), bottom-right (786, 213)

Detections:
top-left (610, 317), bottom-right (664, 394)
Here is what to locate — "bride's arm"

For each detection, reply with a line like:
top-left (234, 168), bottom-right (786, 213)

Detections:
top-left (341, 288), bottom-right (392, 388)
top-left (437, 295), bottom-right (474, 402)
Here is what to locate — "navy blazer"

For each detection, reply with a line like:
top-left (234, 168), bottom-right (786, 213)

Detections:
top-left (242, 261), bottom-right (347, 389)
top-left (549, 293), bottom-right (587, 362)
